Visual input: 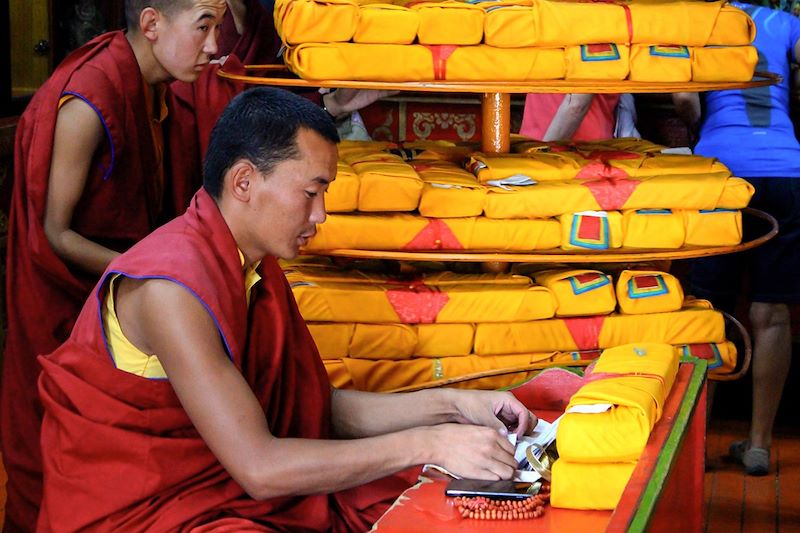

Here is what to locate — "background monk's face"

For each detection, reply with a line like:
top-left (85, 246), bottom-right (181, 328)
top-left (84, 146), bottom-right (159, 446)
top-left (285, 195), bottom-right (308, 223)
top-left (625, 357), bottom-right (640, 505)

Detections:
top-left (248, 128), bottom-right (338, 259)
top-left (152, 0), bottom-right (226, 82)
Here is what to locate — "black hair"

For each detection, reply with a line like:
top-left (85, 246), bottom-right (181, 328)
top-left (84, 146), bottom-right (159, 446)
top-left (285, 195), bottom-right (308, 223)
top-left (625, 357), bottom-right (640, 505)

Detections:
top-left (124, 0), bottom-right (189, 31)
top-left (203, 87), bottom-right (340, 199)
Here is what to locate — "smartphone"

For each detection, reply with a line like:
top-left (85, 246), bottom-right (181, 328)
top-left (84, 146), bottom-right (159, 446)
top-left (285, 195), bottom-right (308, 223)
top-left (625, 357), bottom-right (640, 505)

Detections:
top-left (445, 478), bottom-right (536, 500)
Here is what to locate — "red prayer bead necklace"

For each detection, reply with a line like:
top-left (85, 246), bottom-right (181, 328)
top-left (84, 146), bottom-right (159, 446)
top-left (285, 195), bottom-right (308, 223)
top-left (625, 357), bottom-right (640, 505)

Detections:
top-left (451, 484), bottom-right (550, 521)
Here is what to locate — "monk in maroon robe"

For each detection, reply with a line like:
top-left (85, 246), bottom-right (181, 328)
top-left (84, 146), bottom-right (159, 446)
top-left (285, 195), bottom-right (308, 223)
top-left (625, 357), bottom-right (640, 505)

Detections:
top-left (37, 87), bottom-right (536, 532)
top-left (0, 2), bottom-right (261, 529)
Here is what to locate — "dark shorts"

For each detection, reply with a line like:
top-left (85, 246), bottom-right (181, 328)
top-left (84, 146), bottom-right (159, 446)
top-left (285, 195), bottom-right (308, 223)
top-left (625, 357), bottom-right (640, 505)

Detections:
top-left (689, 177), bottom-right (800, 311)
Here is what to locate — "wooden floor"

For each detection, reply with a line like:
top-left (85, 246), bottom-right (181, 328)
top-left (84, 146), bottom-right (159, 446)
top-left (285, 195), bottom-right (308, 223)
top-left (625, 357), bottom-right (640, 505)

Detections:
top-left (705, 419), bottom-right (800, 532)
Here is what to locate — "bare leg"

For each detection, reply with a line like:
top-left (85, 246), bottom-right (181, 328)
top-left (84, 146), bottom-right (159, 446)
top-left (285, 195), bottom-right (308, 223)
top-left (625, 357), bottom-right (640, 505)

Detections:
top-left (747, 301), bottom-right (792, 449)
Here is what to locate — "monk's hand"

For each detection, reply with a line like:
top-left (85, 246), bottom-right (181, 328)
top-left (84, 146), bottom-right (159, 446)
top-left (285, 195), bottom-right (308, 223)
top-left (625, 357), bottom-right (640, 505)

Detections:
top-left (447, 390), bottom-right (537, 439)
top-left (321, 89), bottom-right (399, 118)
top-left (426, 423), bottom-right (518, 480)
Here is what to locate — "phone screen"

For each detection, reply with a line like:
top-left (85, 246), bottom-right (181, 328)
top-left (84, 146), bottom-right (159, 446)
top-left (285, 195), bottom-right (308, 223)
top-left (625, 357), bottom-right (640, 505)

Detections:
top-left (445, 478), bottom-right (536, 500)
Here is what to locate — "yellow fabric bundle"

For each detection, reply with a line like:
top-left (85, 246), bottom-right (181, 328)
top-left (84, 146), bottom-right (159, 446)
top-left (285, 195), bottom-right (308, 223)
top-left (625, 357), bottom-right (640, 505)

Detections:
top-left (309, 322), bottom-right (476, 358)
top-left (707, 6), bottom-right (757, 46)
top-left (285, 43), bottom-right (565, 82)
top-left (550, 461), bottom-right (636, 510)
top-left (622, 209), bottom-right (685, 249)
top-left (332, 352), bottom-right (564, 392)
top-left (354, 4), bottom-right (419, 44)
top-left (527, 0), bottom-right (631, 47)
top-left (557, 343), bottom-right (679, 463)
top-left (474, 307), bottom-right (725, 354)
top-left (338, 140), bottom-right (397, 160)
top-left (512, 138), bottom-right (665, 155)
top-left (534, 269), bottom-right (616, 317)
top-left (684, 209), bottom-right (743, 246)
top-left (412, 1), bottom-right (485, 45)
top-left (350, 157), bottom-right (423, 212)
top-left (308, 323), bottom-right (353, 359)
top-left (564, 44), bottom-right (630, 80)
top-left (629, 44), bottom-right (692, 82)
top-left (626, 172), bottom-right (749, 209)
top-left (288, 269), bottom-right (558, 323)
top-left (627, 0), bottom-right (743, 47)
top-left (692, 46), bottom-right (758, 82)
top-left (413, 161), bottom-right (487, 218)
top-left (285, 43), bottom-right (435, 81)
top-left (717, 177), bottom-right (755, 208)
top-left (677, 341), bottom-right (737, 375)
top-left (304, 213), bottom-right (562, 251)
top-left (483, 5), bottom-right (539, 48)
top-left (443, 45), bottom-right (566, 81)
top-left (327, 161), bottom-right (360, 212)
top-left (401, 140), bottom-right (477, 163)
top-left (468, 152), bottom-right (584, 184)
top-left (484, 182), bottom-right (600, 219)
top-left (616, 270), bottom-right (684, 315)
top-left (274, 0), bottom-right (359, 44)
top-left (560, 211), bottom-right (623, 251)
top-left (324, 359), bottom-right (355, 389)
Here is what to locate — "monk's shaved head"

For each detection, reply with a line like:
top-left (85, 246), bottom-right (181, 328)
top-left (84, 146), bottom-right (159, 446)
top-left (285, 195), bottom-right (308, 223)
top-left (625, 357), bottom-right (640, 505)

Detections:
top-left (124, 0), bottom-right (194, 30)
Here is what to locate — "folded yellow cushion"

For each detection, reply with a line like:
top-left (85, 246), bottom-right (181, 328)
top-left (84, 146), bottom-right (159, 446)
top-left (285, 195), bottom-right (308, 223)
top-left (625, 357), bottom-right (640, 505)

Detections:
top-left (335, 352), bottom-right (561, 392)
top-left (308, 323), bottom-right (353, 359)
top-left (305, 213), bottom-right (562, 251)
top-left (622, 209), bottom-right (686, 249)
top-left (684, 209), bottom-right (743, 246)
top-left (551, 460), bottom-right (636, 510)
top-left (289, 269), bottom-right (557, 323)
top-left (677, 341), bottom-right (737, 375)
top-left (413, 160), bottom-right (487, 218)
top-left (615, 270), bottom-right (684, 315)
top-left (412, 1), bottom-right (485, 45)
top-left (474, 307), bottom-right (725, 354)
top-left (565, 44), bottom-right (630, 80)
top-left (534, 269), bottom-right (616, 317)
top-left (350, 158), bottom-right (423, 212)
top-left (285, 43), bottom-right (565, 82)
top-left (629, 44), bottom-right (692, 82)
top-left (707, 5), bottom-right (756, 46)
top-left (560, 211), bottom-right (623, 251)
top-left (275, 0), bottom-right (359, 44)
top-left (326, 161), bottom-right (360, 212)
top-left (354, 4), bottom-right (419, 44)
top-left (692, 45), bottom-right (757, 82)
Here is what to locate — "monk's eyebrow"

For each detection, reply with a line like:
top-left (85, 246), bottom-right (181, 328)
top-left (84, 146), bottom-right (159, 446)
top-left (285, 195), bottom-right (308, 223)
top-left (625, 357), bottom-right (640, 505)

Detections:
top-left (195, 12), bottom-right (217, 23)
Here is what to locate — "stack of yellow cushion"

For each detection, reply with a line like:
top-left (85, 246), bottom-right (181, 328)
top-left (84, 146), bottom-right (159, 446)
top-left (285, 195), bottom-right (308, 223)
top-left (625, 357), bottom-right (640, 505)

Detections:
top-left (551, 343), bottom-right (679, 510)
top-left (276, 0), bottom-right (756, 82)
top-left (284, 261), bottom-right (737, 390)
top-left (322, 342), bottom-right (735, 391)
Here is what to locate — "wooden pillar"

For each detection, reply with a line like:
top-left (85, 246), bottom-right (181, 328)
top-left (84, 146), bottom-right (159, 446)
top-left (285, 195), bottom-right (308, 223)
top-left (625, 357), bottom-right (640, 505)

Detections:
top-left (480, 92), bottom-right (510, 154)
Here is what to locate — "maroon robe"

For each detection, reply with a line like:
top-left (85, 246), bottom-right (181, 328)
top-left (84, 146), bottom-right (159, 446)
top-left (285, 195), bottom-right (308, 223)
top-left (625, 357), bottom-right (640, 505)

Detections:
top-left (37, 189), bottom-right (410, 532)
top-left (1, 25), bottom-right (252, 528)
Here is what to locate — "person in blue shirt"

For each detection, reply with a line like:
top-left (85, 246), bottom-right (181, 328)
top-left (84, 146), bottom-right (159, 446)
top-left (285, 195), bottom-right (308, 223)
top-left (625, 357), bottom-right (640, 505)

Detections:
top-left (673, 2), bottom-right (800, 476)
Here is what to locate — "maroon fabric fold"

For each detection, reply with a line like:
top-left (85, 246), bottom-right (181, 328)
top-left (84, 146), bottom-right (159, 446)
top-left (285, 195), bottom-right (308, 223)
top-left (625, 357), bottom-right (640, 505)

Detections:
top-left (38, 190), bottom-right (408, 531)
top-left (1, 31), bottom-right (191, 530)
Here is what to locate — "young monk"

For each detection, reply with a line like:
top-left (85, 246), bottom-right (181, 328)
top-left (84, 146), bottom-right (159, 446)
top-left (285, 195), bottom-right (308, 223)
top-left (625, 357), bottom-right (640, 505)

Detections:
top-left (1, 2), bottom-right (249, 529)
top-left (36, 87), bottom-right (536, 531)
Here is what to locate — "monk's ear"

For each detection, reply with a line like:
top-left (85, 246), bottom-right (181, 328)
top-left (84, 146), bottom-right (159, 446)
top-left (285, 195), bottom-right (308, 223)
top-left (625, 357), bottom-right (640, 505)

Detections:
top-left (227, 160), bottom-right (256, 203)
top-left (139, 7), bottom-right (160, 41)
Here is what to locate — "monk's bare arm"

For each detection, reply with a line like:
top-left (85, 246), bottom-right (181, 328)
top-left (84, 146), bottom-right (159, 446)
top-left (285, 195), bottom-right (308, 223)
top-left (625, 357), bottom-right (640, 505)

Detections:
top-left (43, 98), bottom-right (120, 274)
top-left (225, 0), bottom-right (247, 35)
top-left (330, 388), bottom-right (536, 441)
top-left (542, 93), bottom-right (594, 141)
top-left (115, 278), bottom-right (519, 499)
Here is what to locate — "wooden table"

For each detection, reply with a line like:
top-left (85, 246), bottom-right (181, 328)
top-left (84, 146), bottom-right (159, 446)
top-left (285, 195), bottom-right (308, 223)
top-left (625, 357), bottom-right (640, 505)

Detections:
top-left (371, 360), bottom-right (708, 533)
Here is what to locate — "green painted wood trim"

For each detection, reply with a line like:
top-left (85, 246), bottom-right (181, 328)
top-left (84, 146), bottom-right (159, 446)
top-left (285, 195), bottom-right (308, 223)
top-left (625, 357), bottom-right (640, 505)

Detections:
top-left (625, 358), bottom-right (708, 532)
